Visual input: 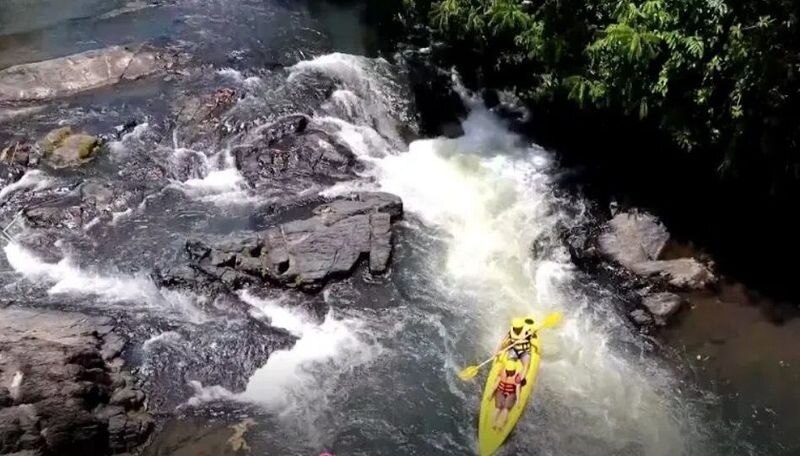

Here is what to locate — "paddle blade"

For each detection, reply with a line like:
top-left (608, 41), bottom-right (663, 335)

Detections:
top-left (539, 311), bottom-right (563, 329)
top-left (457, 365), bottom-right (480, 381)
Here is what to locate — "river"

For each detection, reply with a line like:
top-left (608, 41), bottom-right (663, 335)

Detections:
top-left (0, 1), bottom-right (793, 455)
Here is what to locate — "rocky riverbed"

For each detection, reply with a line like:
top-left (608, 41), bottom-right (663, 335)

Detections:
top-left (2, 1), bottom-right (799, 456)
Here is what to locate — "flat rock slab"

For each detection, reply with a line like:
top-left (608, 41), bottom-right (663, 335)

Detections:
top-left (642, 292), bottom-right (685, 325)
top-left (0, 306), bottom-right (152, 455)
top-left (186, 192), bottom-right (403, 290)
top-left (598, 212), bottom-right (670, 268)
top-left (0, 45), bottom-right (171, 102)
top-left (632, 258), bottom-right (715, 289)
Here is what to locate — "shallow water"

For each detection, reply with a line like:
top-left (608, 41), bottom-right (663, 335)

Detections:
top-left (0, 1), bottom-right (794, 455)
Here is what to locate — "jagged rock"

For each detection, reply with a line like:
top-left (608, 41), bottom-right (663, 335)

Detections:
top-left (369, 212), bottom-right (392, 273)
top-left (0, 141), bottom-right (35, 168)
top-left (39, 127), bottom-right (100, 168)
top-left (182, 192), bottom-right (402, 290)
top-left (232, 120), bottom-right (359, 193)
top-left (20, 178), bottom-right (145, 232)
top-left (0, 45), bottom-right (173, 102)
top-left (0, 307), bottom-right (152, 455)
top-left (641, 292), bottom-right (685, 325)
top-left (632, 259), bottom-right (715, 289)
top-left (598, 212), bottom-right (670, 269)
top-left (109, 389), bottom-right (145, 410)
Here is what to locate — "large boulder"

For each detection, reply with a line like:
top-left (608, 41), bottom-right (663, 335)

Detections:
top-left (598, 211), bottom-right (715, 290)
top-left (598, 212), bottom-right (670, 269)
top-left (0, 307), bottom-right (153, 455)
top-left (184, 192), bottom-right (403, 290)
top-left (0, 45), bottom-right (173, 102)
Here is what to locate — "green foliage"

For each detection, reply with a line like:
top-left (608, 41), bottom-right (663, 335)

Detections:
top-left (399, 0), bottom-right (800, 194)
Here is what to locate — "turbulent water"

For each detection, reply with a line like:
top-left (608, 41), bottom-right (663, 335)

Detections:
top-left (0, 1), bottom-right (763, 455)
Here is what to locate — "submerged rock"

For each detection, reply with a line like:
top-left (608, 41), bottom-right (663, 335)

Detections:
top-left (182, 192), bottom-right (403, 291)
top-left (0, 307), bottom-right (152, 455)
top-left (20, 178), bottom-right (144, 232)
top-left (0, 45), bottom-right (174, 102)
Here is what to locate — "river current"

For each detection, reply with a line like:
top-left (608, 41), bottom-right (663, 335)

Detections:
top-left (0, 1), bottom-right (767, 455)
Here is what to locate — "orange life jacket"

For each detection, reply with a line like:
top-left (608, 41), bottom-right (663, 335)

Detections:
top-left (497, 372), bottom-right (518, 394)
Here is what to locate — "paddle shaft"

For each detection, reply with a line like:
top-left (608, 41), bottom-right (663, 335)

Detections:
top-left (476, 339), bottom-right (528, 369)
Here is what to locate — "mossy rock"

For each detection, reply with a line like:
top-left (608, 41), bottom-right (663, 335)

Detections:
top-left (40, 126), bottom-right (101, 168)
top-left (41, 126), bottom-right (74, 153)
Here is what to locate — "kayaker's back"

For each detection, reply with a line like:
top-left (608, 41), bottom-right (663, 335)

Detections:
top-left (478, 337), bottom-right (543, 456)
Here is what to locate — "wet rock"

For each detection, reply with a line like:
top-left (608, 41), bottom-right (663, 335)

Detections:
top-left (401, 47), bottom-right (467, 137)
top-left (1, 141), bottom-right (36, 168)
top-left (0, 45), bottom-right (174, 102)
top-left (141, 316), bottom-right (295, 411)
top-left (0, 387), bottom-right (11, 408)
top-left (369, 212), bottom-right (392, 273)
top-left (641, 292), bottom-right (685, 325)
top-left (182, 192), bottom-right (402, 290)
top-left (172, 88), bottom-right (240, 148)
top-left (109, 389), bottom-right (145, 410)
top-left (19, 177), bottom-right (146, 233)
top-left (232, 119), bottom-right (359, 194)
top-left (0, 306), bottom-right (152, 455)
top-left (595, 211), bottom-right (715, 290)
top-left (629, 309), bottom-right (654, 326)
top-left (39, 126), bottom-right (100, 168)
top-left (598, 212), bottom-right (669, 269)
top-left (632, 258), bottom-right (716, 289)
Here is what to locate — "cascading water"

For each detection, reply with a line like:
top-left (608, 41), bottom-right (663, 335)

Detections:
top-left (0, 1), bottom-right (749, 453)
top-left (194, 54), bottom-right (716, 455)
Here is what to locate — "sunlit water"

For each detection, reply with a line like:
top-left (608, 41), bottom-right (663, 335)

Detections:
top-left (0, 1), bottom-right (761, 455)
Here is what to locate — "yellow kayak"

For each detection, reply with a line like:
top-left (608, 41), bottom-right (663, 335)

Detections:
top-left (477, 336), bottom-right (542, 456)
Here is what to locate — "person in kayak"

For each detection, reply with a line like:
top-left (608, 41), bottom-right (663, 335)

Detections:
top-left (490, 357), bottom-right (522, 430)
top-left (496, 317), bottom-right (537, 384)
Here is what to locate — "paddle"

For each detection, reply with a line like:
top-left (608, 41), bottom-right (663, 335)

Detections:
top-left (457, 311), bottom-right (563, 381)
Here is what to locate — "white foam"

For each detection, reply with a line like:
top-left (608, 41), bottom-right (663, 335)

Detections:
top-left (108, 122), bottom-right (150, 155)
top-left (143, 330), bottom-right (184, 350)
top-left (237, 290), bottom-right (380, 430)
top-left (3, 243), bottom-right (208, 323)
top-left (176, 167), bottom-right (256, 205)
top-left (370, 104), bottom-right (690, 455)
top-left (217, 68), bottom-right (262, 87)
top-left (316, 116), bottom-right (390, 161)
top-left (289, 53), bottom-right (407, 148)
top-left (109, 208), bottom-right (133, 225)
top-left (186, 380), bottom-right (237, 407)
top-left (0, 170), bottom-right (53, 200)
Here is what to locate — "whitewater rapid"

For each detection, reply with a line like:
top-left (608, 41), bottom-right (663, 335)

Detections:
top-left (0, 49), bottom-right (714, 455)
top-left (259, 53), bottom-right (705, 455)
